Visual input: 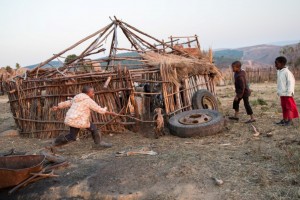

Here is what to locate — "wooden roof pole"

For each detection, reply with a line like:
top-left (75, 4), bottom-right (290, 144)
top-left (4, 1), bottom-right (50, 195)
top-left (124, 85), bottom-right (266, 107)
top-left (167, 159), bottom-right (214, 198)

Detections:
top-left (112, 17), bottom-right (147, 52)
top-left (93, 28), bottom-right (114, 49)
top-left (118, 23), bottom-right (148, 51)
top-left (121, 21), bottom-right (195, 58)
top-left (32, 22), bottom-right (114, 71)
top-left (106, 23), bottom-right (118, 69)
top-left (120, 24), bottom-right (145, 51)
top-left (117, 22), bottom-right (139, 50)
top-left (78, 25), bottom-right (114, 58)
top-left (65, 26), bottom-right (114, 67)
top-left (119, 22), bottom-right (157, 50)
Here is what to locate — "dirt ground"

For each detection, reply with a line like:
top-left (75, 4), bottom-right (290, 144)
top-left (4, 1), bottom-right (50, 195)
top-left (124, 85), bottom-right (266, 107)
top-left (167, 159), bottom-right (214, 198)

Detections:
top-left (1, 82), bottom-right (300, 200)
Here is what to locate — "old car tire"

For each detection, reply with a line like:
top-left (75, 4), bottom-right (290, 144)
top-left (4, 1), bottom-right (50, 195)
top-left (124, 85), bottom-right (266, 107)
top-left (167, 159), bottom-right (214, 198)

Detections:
top-left (168, 109), bottom-right (224, 138)
top-left (192, 89), bottom-right (218, 111)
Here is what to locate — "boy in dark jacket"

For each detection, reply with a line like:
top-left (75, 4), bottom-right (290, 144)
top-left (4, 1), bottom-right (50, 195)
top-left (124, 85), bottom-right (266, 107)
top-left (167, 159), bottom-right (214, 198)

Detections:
top-left (229, 61), bottom-right (255, 123)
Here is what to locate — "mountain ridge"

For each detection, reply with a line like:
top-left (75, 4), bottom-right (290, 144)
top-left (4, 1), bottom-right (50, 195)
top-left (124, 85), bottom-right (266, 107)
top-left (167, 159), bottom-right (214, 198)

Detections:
top-left (24, 41), bottom-right (300, 70)
top-left (213, 42), bottom-right (299, 68)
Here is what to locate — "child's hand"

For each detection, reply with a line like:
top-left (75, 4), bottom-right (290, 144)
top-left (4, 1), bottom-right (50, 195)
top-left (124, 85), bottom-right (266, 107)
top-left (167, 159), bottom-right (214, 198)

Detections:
top-left (51, 106), bottom-right (58, 111)
top-left (234, 96), bottom-right (239, 101)
top-left (106, 112), bottom-right (118, 116)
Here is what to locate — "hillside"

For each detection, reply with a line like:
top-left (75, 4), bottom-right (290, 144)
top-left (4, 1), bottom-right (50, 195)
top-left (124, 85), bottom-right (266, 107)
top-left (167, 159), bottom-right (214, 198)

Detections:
top-left (97, 52), bottom-right (142, 69)
top-left (213, 49), bottom-right (243, 68)
top-left (24, 52), bottom-right (142, 70)
top-left (237, 44), bottom-right (281, 65)
top-left (213, 43), bottom-right (297, 69)
top-left (25, 61), bottom-right (63, 69)
top-left (214, 41), bottom-right (300, 68)
top-left (25, 42), bottom-right (300, 70)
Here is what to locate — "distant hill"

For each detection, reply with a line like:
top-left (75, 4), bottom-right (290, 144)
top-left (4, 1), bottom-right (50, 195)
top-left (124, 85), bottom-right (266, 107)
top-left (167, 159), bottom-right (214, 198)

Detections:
top-left (213, 49), bottom-right (243, 58)
top-left (97, 52), bottom-right (143, 69)
top-left (25, 41), bottom-right (300, 70)
top-left (213, 42), bottom-right (300, 69)
top-left (213, 49), bottom-right (243, 68)
top-left (25, 61), bottom-right (63, 69)
top-left (24, 52), bottom-right (142, 70)
top-left (237, 44), bottom-right (281, 65)
top-left (267, 40), bottom-right (300, 46)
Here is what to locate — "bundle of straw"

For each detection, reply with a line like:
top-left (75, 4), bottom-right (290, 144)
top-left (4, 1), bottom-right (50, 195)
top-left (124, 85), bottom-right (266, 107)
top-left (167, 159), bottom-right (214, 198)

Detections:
top-left (140, 52), bottom-right (222, 84)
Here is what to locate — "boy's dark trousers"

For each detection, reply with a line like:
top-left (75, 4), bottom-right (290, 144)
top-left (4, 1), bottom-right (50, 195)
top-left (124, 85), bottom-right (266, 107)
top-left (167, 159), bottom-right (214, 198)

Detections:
top-left (54, 123), bottom-right (101, 146)
top-left (233, 95), bottom-right (253, 115)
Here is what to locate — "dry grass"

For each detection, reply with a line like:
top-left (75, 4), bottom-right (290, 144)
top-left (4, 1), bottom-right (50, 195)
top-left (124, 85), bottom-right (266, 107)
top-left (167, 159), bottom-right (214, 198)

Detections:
top-left (218, 81), bottom-right (300, 200)
top-left (0, 82), bottom-right (300, 199)
top-left (140, 52), bottom-right (222, 85)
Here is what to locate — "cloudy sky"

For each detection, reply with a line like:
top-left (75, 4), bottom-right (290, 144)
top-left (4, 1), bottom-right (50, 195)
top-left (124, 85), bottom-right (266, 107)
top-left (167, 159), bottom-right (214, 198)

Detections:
top-left (0, 0), bottom-right (299, 67)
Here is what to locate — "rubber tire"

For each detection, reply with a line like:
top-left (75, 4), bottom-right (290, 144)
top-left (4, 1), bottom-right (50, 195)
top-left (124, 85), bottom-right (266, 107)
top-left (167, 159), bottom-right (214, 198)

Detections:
top-left (192, 89), bottom-right (218, 111)
top-left (168, 109), bottom-right (224, 138)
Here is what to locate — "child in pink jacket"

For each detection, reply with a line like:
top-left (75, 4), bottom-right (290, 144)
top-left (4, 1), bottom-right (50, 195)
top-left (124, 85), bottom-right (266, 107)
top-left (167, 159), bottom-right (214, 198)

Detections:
top-left (52, 86), bottom-right (117, 148)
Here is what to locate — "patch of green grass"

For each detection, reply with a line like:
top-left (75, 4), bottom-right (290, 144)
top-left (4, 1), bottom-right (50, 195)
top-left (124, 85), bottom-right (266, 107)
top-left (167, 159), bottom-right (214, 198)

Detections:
top-left (257, 98), bottom-right (268, 105)
top-left (251, 98), bottom-right (268, 106)
top-left (261, 106), bottom-right (269, 111)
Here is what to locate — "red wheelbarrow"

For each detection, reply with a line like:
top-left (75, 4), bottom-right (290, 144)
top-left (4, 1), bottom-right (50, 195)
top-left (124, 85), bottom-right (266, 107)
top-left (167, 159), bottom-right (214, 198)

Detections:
top-left (0, 155), bottom-right (45, 189)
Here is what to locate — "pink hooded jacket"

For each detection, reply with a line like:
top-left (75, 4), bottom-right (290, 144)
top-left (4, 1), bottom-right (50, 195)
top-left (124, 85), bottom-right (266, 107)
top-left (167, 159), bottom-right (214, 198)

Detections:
top-left (58, 93), bottom-right (107, 128)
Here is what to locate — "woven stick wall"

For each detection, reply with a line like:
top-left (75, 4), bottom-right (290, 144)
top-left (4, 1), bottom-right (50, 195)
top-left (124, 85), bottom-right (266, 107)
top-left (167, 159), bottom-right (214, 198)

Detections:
top-left (5, 69), bottom-right (133, 138)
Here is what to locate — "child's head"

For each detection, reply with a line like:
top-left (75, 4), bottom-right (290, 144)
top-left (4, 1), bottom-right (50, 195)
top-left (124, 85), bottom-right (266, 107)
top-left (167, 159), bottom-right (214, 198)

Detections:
top-left (231, 61), bottom-right (242, 72)
top-left (275, 56), bottom-right (287, 70)
top-left (82, 85), bottom-right (95, 98)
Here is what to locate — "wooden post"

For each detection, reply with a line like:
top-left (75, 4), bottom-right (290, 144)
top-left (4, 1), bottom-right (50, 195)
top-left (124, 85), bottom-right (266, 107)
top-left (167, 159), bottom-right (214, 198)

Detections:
top-left (103, 76), bottom-right (112, 88)
top-left (187, 38), bottom-right (191, 48)
top-left (183, 76), bottom-right (191, 110)
top-left (173, 68), bottom-right (181, 110)
top-left (160, 64), bottom-right (170, 114)
top-left (195, 35), bottom-right (201, 51)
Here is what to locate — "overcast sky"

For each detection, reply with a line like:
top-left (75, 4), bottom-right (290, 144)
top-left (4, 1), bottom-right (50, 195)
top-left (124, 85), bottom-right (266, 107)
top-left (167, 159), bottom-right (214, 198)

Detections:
top-left (0, 0), bottom-right (299, 67)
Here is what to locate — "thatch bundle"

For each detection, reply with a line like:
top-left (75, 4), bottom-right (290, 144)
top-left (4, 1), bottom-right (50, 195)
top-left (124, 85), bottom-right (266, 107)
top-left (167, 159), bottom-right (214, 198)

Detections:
top-left (173, 45), bottom-right (202, 58)
top-left (140, 52), bottom-right (221, 86)
top-left (15, 68), bottom-right (29, 76)
top-left (0, 68), bottom-right (16, 82)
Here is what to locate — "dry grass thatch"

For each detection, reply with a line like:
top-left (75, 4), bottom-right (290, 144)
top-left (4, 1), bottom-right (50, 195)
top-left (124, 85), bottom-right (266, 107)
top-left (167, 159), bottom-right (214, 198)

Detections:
top-left (140, 52), bottom-right (222, 86)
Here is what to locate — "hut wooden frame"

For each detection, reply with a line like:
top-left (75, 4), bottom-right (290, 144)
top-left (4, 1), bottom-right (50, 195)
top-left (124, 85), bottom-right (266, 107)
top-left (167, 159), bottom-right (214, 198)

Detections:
top-left (5, 17), bottom-right (218, 138)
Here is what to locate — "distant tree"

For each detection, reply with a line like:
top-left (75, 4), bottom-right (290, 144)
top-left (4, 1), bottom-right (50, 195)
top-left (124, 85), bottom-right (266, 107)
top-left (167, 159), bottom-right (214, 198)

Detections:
top-left (5, 66), bottom-right (13, 73)
top-left (65, 54), bottom-right (78, 64)
top-left (15, 63), bottom-right (21, 69)
top-left (280, 43), bottom-right (300, 68)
